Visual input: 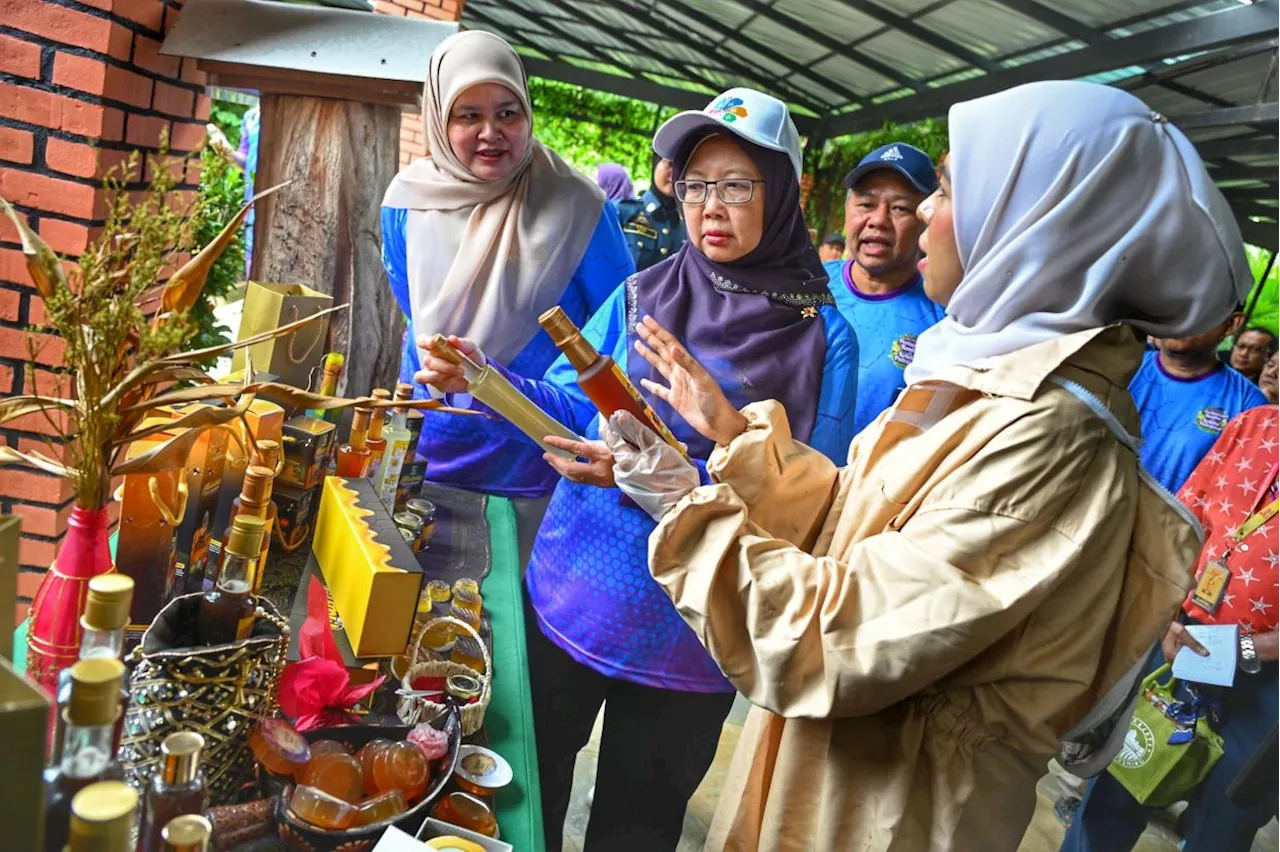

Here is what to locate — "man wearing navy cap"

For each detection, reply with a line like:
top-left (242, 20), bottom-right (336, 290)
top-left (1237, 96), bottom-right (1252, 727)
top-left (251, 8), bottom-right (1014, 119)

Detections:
top-left (826, 142), bottom-right (945, 434)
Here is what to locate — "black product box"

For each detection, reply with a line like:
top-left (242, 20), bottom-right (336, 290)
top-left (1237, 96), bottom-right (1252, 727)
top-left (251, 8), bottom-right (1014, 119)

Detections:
top-left (394, 454), bottom-right (428, 513)
top-left (280, 415), bottom-right (336, 490)
top-left (274, 482), bottom-right (320, 551)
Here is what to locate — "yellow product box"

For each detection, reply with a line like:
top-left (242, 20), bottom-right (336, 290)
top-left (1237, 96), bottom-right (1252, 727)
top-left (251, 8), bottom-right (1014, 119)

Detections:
top-left (312, 476), bottom-right (424, 657)
top-left (211, 399), bottom-right (285, 561)
top-left (281, 415), bottom-right (336, 490)
top-left (116, 416), bottom-right (185, 627)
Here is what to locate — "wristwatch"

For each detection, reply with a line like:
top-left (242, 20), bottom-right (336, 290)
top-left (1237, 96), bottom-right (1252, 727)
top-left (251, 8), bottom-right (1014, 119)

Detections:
top-left (1239, 631), bottom-right (1262, 674)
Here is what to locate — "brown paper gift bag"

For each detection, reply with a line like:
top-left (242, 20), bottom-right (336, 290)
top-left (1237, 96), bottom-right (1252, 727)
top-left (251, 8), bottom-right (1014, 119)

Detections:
top-left (232, 282), bottom-right (332, 391)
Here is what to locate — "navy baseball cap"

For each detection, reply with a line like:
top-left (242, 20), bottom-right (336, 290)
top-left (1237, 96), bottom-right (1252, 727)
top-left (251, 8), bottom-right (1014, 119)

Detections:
top-left (842, 143), bottom-right (937, 195)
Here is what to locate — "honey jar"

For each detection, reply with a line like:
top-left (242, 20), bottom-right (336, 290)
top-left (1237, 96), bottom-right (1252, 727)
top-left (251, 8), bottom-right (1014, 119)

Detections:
top-left (450, 636), bottom-right (486, 675)
top-left (430, 791), bottom-right (498, 838)
top-left (393, 512), bottom-right (424, 553)
top-left (405, 499), bottom-right (437, 551)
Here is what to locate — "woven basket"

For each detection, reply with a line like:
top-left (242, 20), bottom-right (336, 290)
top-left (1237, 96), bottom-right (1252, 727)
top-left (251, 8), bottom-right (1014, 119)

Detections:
top-left (396, 616), bottom-right (491, 736)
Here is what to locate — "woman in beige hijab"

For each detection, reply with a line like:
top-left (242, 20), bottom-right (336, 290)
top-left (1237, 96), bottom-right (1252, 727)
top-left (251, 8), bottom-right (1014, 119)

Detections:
top-left (380, 30), bottom-right (635, 512)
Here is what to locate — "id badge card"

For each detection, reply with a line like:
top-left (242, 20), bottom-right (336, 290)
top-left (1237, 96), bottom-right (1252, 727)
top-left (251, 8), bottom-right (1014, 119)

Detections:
top-left (1191, 560), bottom-right (1231, 612)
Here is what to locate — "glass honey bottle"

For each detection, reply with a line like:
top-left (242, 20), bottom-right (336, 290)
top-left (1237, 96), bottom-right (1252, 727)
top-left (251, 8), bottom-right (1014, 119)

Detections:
top-left (160, 814), bottom-right (213, 852)
top-left (50, 573), bottom-right (133, 763)
top-left (538, 307), bottom-right (688, 458)
top-left (373, 388), bottom-right (413, 508)
top-left (364, 389), bottom-right (391, 483)
top-left (336, 406), bottom-right (374, 478)
top-left (307, 352), bottom-right (345, 421)
top-left (222, 465), bottom-right (276, 593)
top-left (43, 659), bottom-right (127, 852)
top-left (65, 780), bottom-right (138, 852)
top-left (197, 515), bottom-right (267, 646)
top-left (141, 732), bottom-right (209, 852)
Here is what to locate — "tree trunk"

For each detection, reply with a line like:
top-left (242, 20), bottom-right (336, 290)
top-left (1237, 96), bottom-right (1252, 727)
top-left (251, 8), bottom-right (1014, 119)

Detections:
top-left (252, 94), bottom-right (404, 402)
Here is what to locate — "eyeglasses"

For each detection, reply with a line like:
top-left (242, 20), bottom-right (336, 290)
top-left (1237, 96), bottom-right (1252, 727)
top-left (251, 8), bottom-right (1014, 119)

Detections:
top-left (1234, 341), bottom-right (1272, 355)
top-left (674, 179), bottom-right (764, 205)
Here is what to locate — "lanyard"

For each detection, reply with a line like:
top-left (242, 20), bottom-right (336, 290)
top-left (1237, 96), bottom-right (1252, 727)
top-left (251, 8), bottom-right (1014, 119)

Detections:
top-left (1223, 460), bottom-right (1280, 547)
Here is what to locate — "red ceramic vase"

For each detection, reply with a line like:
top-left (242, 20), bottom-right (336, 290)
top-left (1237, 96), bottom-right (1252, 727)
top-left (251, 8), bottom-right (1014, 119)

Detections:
top-left (25, 505), bottom-right (114, 695)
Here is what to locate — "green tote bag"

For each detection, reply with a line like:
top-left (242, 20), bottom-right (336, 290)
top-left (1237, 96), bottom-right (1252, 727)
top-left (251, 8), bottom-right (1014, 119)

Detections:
top-left (1107, 663), bottom-right (1225, 808)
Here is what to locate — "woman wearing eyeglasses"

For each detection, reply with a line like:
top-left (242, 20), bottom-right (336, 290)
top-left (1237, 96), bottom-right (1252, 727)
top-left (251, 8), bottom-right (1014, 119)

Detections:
top-left (417, 88), bottom-right (857, 851)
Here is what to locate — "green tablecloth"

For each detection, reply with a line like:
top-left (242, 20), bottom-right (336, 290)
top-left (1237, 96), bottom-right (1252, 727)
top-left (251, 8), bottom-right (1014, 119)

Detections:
top-left (13, 495), bottom-right (545, 851)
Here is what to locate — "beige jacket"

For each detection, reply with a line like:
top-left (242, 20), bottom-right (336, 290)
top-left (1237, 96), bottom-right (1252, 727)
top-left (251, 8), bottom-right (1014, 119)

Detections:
top-left (649, 326), bottom-right (1202, 852)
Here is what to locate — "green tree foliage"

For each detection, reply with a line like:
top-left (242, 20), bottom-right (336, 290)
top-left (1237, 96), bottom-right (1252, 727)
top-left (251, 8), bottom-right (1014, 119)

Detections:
top-left (528, 78), bottom-right (676, 191)
top-left (804, 119), bottom-right (949, 238)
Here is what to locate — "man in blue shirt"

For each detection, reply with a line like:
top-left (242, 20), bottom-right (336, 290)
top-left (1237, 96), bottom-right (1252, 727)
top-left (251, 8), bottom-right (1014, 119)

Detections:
top-left (1130, 309), bottom-right (1269, 493)
top-left (825, 143), bottom-right (945, 434)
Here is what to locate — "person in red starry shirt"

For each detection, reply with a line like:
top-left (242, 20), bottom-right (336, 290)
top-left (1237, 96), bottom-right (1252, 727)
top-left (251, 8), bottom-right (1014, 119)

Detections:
top-left (1065, 405), bottom-right (1278, 852)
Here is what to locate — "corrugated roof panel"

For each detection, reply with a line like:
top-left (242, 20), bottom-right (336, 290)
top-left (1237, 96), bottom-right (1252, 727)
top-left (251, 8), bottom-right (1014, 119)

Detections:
top-left (864, 0), bottom-right (936, 15)
top-left (643, 71), bottom-right (718, 96)
top-left (927, 67), bottom-right (986, 88)
top-left (560, 55), bottom-right (631, 77)
top-left (603, 48), bottom-right (682, 78)
top-left (781, 73), bottom-right (855, 108)
top-left (644, 6), bottom-right (734, 65)
top-left (1001, 40), bottom-right (1087, 69)
top-left (775, 0), bottom-right (888, 45)
top-left (1107, 0), bottom-right (1237, 36)
top-left (470, 5), bottom-right (550, 34)
top-left (503, 0), bottom-right (578, 20)
top-left (553, 19), bottom-right (634, 52)
top-left (1047, 0), bottom-right (1189, 28)
top-left (1187, 125), bottom-right (1263, 143)
top-left (810, 52), bottom-right (897, 97)
top-left (524, 33), bottom-right (595, 60)
top-left (918, 0), bottom-right (1063, 56)
top-left (738, 15), bottom-right (837, 64)
top-left (572, 3), bottom-right (666, 39)
top-left (1127, 84), bottom-right (1209, 115)
top-left (856, 28), bottom-right (970, 80)
top-left (1177, 52), bottom-right (1279, 104)
top-left (672, 0), bottom-right (755, 29)
top-left (719, 42), bottom-right (792, 78)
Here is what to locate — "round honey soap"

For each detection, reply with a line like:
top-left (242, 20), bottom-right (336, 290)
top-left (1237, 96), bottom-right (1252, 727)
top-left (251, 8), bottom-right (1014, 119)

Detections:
top-left (299, 752), bottom-right (364, 804)
top-left (352, 789), bottom-right (408, 827)
top-left (290, 785), bottom-right (357, 830)
top-left (358, 739), bottom-right (393, 797)
top-left (372, 741), bottom-right (430, 802)
top-left (249, 719), bottom-right (312, 777)
top-left (309, 739), bottom-right (348, 758)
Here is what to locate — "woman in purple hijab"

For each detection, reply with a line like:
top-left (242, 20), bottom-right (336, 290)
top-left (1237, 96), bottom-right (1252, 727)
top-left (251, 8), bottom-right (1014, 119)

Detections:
top-left (595, 161), bottom-right (635, 204)
top-left (418, 88), bottom-right (858, 851)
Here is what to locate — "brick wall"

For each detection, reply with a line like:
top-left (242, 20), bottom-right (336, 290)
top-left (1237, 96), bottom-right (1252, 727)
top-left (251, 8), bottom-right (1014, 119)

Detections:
top-left (372, 0), bottom-right (466, 168)
top-left (0, 0), bottom-right (210, 624)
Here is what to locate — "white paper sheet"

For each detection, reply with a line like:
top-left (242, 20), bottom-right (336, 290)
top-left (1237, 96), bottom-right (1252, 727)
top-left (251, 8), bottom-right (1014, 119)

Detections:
top-left (1171, 623), bottom-right (1238, 687)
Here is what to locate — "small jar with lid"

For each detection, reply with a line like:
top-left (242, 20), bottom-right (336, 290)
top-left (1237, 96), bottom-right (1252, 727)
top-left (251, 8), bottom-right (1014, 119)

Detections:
top-left (160, 814), bottom-right (213, 852)
top-left (405, 499), bottom-right (437, 551)
top-left (393, 512), bottom-right (425, 553)
top-left (451, 578), bottom-right (482, 621)
top-left (67, 780), bottom-right (138, 852)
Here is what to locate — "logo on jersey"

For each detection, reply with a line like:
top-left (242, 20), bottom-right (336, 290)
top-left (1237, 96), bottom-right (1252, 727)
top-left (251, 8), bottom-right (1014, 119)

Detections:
top-left (881, 145), bottom-right (904, 162)
top-left (1196, 407), bottom-right (1229, 434)
top-left (889, 334), bottom-right (917, 369)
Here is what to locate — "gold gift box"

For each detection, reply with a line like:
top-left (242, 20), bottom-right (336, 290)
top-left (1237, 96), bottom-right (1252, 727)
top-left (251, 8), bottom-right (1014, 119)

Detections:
top-left (212, 399), bottom-right (286, 561)
top-left (117, 416), bottom-right (186, 627)
top-left (312, 476), bottom-right (424, 658)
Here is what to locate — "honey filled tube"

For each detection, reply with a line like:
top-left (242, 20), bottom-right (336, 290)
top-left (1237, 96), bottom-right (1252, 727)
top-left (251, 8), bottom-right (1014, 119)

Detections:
top-left (428, 335), bottom-right (579, 460)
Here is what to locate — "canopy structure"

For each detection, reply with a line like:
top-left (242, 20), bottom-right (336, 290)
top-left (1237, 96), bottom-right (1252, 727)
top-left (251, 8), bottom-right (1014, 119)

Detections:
top-left (460, 0), bottom-right (1278, 248)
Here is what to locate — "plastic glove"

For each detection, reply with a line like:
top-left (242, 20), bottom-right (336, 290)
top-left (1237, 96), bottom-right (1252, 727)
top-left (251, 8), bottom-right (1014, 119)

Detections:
top-left (602, 410), bottom-right (699, 522)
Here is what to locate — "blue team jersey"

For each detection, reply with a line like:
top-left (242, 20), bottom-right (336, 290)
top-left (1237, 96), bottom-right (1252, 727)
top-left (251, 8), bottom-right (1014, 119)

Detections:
top-left (380, 204), bottom-right (635, 498)
top-left (824, 260), bottom-right (944, 435)
top-left (1129, 350), bottom-right (1269, 493)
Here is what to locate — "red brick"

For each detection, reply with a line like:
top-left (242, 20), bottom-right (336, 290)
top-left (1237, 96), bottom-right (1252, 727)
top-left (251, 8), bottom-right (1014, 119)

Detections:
top-left (45, 138), bottom-right (96, 179)
top-left (0, 83), bottom-right (124, 141)
top-left (27, 294), bottom-right (48, 328)
top-left (10, 503), bottom-right (74, 539)
top-left (19, 538), bottom-right (59, 572)
top-left (184, 158), bottom-right (201, 185)
top-left (0, 325), bottom-right (66, 369)
top-left (441, 0), bottom-right (461, 14)
top-left (52, 53), bottom-right (108, 96)
top-left (152, 81), bottom-right (194, 117)
top-left (401, 0), bottom-right (425, 11)
top-left (180, 58), bottom-right (206, 86)
top-left (132, 35), bottom-right (181, 78)
top-left (0, 127), bottom-right (34, 165)
top-left (0, 249), bottom-right (27, 285)
top-left (105, 65), bottom-right (155, 110)
top-left (76, 0), bottom-right (113, 10)
top-left (0, 468), bottom-right (73, 505)
top-left (0, 0), bottom-right (114, 52)
top-left (114, 0), bottom-right (164, 32)
top-left (125, 113), bottom-right (170, 148)
top-left (108, 21), bottom-right (133, 61)
top-left (0, 34), bottom-right (41, 80)
top-left (0, 169), bottom-right (102, 220)
top-left (0, 289), bottom-right (18, 322)
top-left (374, 1), bottom-right (406, 14)
top-left (194, 94), bottom-right (211, 122)
top-left (39, 220), bottom-right (92, 256)
top-left (169, 121), bottom-right (206, 152)
top-left (0, 362), bottom-right (13, 394)
top-left (13, 599), bottom-right (31, 626)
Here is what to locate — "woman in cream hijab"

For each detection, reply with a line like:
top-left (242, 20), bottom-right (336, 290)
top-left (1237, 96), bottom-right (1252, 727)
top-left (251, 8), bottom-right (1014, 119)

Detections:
top-left (601, 80), bottom-right (1252, 850)
top-left (381, 30), bottom-right (634, 519)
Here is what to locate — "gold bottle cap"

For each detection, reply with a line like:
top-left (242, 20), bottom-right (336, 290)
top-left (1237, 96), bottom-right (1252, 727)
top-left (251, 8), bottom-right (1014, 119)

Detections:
top-left (240, 465), bottom-right (275, 506)
top-left (161, 814), bottom-right (213, 852)
top-left (68, 658), bottom-right (125, 727)
top-left (82, 574), bottom-right (134, 632)
top-left (321, 352), bottom-right (345, 375)
top-left (371, 388), bottom-right (392, 402)
top-left (226, 514), bottom-right (268, 559)
top-left (538, 306), bottom-right (597, 368)
top-left (160, 731), bottom-right (205, 785)
top-left (394, 382), bottom-right (416, 402)
top-left (69, 781), bottom-right (138, 852)
top-left (250, 439), bottom-right (281, 470)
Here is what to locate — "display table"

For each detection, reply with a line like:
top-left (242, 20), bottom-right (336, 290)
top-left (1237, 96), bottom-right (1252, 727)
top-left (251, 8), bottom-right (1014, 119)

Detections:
top-left (13, 493), bottom-right (545, 851)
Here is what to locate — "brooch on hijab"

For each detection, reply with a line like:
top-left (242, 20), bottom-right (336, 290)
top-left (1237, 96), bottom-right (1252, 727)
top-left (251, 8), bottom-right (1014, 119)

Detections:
top-left (1149, 110), bottom-right (1169, 124)
top-left (801, 306), bottom-right (818, 319)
